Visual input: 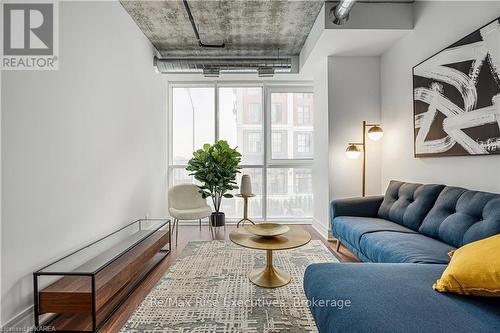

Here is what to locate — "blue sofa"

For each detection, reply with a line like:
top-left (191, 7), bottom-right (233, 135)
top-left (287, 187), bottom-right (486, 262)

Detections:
top-left (304, 181), bottom-right (500, 333)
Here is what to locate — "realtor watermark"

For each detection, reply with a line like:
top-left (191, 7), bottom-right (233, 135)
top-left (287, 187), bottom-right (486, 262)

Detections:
top-left (150, 296), bottom-right (352, 310)
top-left (0, 326), bottom-right (55, 332)
top-left (1, 1), bottom-right (59, 70)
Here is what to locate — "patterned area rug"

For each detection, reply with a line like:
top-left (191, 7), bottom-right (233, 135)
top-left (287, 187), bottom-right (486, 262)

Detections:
top-left (120, 240), bottom-right (337, 333)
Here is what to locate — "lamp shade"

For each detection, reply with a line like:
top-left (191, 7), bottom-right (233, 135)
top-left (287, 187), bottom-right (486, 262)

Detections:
top-left (367, 125), bottom-right (384, 141)
top-left (240, 174), bottom-right (253, 196)
top-left (345, 144), bottom-right (361, 159)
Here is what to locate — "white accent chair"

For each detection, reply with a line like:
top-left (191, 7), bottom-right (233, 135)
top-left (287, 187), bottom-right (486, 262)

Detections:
top-left (168, 184), bottom-right (212, 246)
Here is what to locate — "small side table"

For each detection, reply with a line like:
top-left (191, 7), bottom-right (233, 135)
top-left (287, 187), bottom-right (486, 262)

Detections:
top-left (229, 226), bottom-right (311, 288)
top-left (235, 194), bottom-right (256, 228)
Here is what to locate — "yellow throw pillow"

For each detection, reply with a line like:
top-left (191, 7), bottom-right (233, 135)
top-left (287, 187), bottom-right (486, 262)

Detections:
top-left (433, 234), bottom-right (500, 296)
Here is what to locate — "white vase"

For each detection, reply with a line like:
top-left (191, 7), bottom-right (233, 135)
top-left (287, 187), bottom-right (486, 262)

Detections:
top-left (240, 174), bottom-right (252, 196)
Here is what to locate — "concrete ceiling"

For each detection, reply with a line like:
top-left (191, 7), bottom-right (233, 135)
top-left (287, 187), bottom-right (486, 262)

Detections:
top-left (120, 0), bottom-right (324, 57)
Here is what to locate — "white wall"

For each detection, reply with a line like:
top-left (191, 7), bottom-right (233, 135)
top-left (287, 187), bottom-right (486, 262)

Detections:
top-left (329, 57), bottom-right (382, 200)
top-left (0, 63), bottom-right (2, 327)
top-left (1, 1), bottom-right (166, 325)
top-left (381, 1), bottom-right (500, 192)
top-left (312, 58), bottom-right (330, 237)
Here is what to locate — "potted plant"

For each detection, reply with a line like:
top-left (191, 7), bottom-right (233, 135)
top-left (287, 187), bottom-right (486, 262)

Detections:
top-left (186, 140), bottom-right (241, 227)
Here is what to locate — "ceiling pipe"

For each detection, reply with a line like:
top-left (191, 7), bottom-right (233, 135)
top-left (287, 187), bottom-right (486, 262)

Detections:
top-left (183, 0), bottom-right (225, 48)
top-left (329, 0), bottom-right (357, 25)
top-left (153, 56), bottom-right (299, 75)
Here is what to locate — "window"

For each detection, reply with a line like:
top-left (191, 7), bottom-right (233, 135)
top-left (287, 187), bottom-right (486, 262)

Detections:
top-left (248, 103), bottom-right (261, 123)
top-left (219, 87), bottom-right (263, 165)
top-left (219, 168), bottom-right (263, 219)
top-left (171, 87), bottom-right (215, 165)
top-left (267, 167), bottom-right (312, 218)
top-left (172, 168), bottom-right (194, 186)
top-left (245, 131), bottom-right (262, 154)
top-left (272, 132), bottom-right (283, 153)
top-left (267, 168), bottom-right (288, 195)
top-left (295, 132), bottom-right (313, 157)
top-left (169, 85), bottom-right (313, 220)
top-left (296, 105), bottom-right (311, 125)
top-left (294, 169), bottom-right (312, 193)
top-left (297, 133), bottom-right (309, 153)
top-left (270, 92), bottom-right (314, 160)
top-left (271, 103), bottom-right (283, 124)
top-left (271, 131), bottom-right (287, 159)
top-left (294, 93), bottom-right (314, 126)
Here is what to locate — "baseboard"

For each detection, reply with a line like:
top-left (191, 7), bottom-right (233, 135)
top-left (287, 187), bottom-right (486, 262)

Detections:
top-left (328, 228), bottom-right (334, 241)
top-left (311, 219), bottom-right (330, 240)
top-left (2, 305), bottom-right (33, 331)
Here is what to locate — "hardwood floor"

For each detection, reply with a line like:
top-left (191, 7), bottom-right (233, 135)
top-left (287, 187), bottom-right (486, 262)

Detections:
top-left (98, 224), bottom-right (359, 333)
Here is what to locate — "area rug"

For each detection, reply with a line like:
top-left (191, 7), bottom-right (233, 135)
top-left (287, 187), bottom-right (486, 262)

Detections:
top-left (120, 240), bottom-right (338, 333)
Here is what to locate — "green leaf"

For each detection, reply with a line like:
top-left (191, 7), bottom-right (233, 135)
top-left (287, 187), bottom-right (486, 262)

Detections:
top-left (184, 141), bottom-right (241, 207)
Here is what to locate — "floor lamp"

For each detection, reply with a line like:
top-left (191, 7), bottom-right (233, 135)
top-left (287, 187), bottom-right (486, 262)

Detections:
top-left (345, 121), bottom-right (384, 197)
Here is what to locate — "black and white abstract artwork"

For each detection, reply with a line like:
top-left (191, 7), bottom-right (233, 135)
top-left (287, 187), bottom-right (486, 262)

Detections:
top-left (413, 18), bottom-right (500, 157)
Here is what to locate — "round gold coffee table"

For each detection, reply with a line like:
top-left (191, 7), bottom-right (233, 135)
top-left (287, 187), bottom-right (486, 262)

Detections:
top-left (229, 226), bottom-right (311, 288)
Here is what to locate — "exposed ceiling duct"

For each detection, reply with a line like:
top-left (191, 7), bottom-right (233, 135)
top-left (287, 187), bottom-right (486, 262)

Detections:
top-left (154, 56), bottom-right (299, 77)
top-left (122, 1), bottom-right (323, 77)
top-left (329, 0), bottom-right (358, 25)
top-left (121, 1), bottom-right (323, 58)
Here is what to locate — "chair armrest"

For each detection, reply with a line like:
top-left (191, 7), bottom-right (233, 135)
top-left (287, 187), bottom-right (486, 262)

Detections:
top-left (330, 196), bottom-right (384, 219)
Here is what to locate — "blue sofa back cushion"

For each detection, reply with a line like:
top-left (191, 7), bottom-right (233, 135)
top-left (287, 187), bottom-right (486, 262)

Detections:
top-left (378, 181), bottom-right (445, 231)
top-left (419, 186), bottom-right (500, 247)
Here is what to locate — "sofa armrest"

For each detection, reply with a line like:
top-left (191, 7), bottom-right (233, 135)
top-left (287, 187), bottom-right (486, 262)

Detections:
top-left (330, 196), bottom-right (384, 219)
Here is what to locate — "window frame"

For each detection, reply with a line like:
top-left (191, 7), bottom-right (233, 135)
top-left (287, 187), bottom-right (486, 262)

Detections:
top-left (168, 81), bottom-right (313, 222)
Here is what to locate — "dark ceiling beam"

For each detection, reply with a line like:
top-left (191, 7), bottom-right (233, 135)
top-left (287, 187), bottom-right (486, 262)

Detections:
top-left (182, 0), bottom-right (225, 48)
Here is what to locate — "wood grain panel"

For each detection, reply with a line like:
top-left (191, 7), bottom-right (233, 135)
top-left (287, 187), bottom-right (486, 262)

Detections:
top-left (39, 230), bottom-right (169, 316)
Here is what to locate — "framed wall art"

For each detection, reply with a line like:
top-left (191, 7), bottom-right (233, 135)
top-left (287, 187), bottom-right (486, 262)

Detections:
top-left (413, 17), bottom-right (500, 157)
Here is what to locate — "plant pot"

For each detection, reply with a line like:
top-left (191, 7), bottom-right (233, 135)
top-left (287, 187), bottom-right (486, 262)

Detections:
top-left (210, 212), bottom-right (225, 227)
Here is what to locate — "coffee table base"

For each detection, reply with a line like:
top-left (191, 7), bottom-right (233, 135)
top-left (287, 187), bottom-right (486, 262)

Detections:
top-left (248, 250), bottom-right (291, 288)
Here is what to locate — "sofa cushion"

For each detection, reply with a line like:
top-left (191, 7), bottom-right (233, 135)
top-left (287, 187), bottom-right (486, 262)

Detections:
top-left (304, 263), bottom-right (500, 333)
top-left (330, 196), bottom-right (384, 219)
top-left (332, 216), bottom-right (417, 249)
top-left (419, 186), bottom-right (500, 247)
top-left (433, 234), bottom-right (500, 296)
top-left (378, 180), bottom-right (445, 231)
top-left (359, 231), bottom-right (455, 264)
